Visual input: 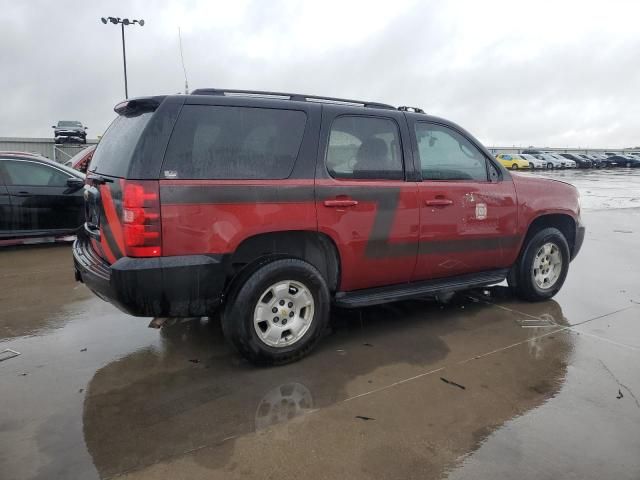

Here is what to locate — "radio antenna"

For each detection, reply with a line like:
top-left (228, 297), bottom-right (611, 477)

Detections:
top-left (178, 27), bottom-right (189, 94)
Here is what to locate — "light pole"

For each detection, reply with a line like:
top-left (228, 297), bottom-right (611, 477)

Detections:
top-left (101, 17), bottom-right (145, 99)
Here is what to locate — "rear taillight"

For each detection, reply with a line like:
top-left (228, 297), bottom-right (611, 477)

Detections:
top-left (121, 180), bottom-right (161, 257)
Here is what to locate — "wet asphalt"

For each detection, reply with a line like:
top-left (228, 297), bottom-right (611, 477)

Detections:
top-left (1, 169), bottom-right (639, 480)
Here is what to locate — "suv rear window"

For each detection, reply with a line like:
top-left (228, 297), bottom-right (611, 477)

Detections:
top-left (162, 105), bottom-right (307, 180)
top-left (89, 113), bottom-right (153, 177)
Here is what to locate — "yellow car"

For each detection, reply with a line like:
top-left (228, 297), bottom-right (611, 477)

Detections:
top-left (496, 154), bottom-right (530, 170)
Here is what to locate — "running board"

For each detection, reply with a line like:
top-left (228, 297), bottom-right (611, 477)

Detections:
top-left (334, 269), bottom-right (509, 308)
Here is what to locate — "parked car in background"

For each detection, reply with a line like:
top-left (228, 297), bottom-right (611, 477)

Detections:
top-left (519, 154), bottom-right (546, 169)
top-left (607, 155), bottom-right (640, 168)
top-left (597, 154), bottom-right (620, 167)
top-left (560, 153), bottom-right (592, 168)
top-left (533, 153), bottom-right (563, 169)
top-left (73, 89), bottom-right (585, 364)
top-left (496, 153), bottom-right (530, 170)
top-left (52, 120), bottom-right (88, 144)
top-left (578, 154), bottom-right (603, 168)
top-left (64, 145), bottom-right (96, 173)
top-left (0, 153), bottom-right (86, 240)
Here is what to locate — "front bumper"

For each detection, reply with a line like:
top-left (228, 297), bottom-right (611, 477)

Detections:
top-left (73, 234), bottom-right (227, 317)
top-left (572, 223), bottom-right (586, 261)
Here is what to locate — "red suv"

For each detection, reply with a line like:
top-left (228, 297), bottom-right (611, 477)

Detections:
top-left (73, 89), bottom-right (585, 364)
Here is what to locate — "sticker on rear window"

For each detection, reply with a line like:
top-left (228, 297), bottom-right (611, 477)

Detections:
top-left (164, 170), bottom-right (178, 178)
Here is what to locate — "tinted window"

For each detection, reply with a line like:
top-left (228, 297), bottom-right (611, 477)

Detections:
top-left (502, 154), bottom-right (512, 160)
top-left (2, 160), bottom-right (70, 187)
top-left (414, 123), bottom-right (488, 181)
top-left (162, 105), bottom-right (306, 180)
top-left (89, 112), bottom-right (153, 177)
top-left (326, 116), bottom-right (403, 180)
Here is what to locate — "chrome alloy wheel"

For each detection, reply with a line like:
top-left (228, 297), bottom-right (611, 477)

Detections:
top-left (253, 280), bottom-right (315, 347)
top-left (532, 242), bottom-right (563, 290)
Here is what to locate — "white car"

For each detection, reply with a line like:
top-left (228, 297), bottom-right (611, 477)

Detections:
top-left (520, 154), bottom-right (546, 169)
top-left (534, 153), bottom-right (565, 169)
top-left (552, 154), bottom-right (576, 168)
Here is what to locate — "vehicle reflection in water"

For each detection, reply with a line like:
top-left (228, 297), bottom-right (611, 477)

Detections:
top-left (82, 287), bottom-right (572, 478)
top-left (254, 382), bottom-right (314, 431)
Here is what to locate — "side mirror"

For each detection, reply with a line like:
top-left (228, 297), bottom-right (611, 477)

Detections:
top-left (84, 126), bottom-right (88, 130)
top-left (65, 177), bottom-right (85, 192)
top-left (51, 125), bottom-right (56, 128)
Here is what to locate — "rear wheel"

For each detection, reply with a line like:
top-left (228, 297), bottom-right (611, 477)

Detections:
top-left (221, 258), bottom-right (330, 365)
top-left (508, 227), bottom-right (570, 301)
top-left (547, 163), bottom-right (553, 169)
top-left (511, 164), bottom-right (518, 170)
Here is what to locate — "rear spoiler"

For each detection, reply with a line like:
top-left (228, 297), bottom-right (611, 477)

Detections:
top-left (114, 96), bottom-right (165, 116)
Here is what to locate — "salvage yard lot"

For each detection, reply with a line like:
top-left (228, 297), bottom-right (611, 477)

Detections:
top-left (1, 169), bottom-right (640, 480)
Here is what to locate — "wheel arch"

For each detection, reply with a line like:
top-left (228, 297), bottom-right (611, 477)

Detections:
top-left (226, 230), bottom-right (341, 294)
top-left (522, 213), bottom-right (577, 256)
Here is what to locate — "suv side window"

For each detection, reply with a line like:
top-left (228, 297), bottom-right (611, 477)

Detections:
top-left (2, 160), bottom-right (69, 187)
top-left (326, 116), bottom-right (403, 180)
top-left (415, 123), bottom-right (488, 181)
top-left (162, 105), bottom-right (307, 179)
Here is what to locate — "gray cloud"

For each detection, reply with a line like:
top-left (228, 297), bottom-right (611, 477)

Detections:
top-left (0, 0), bottom-right (638, 148)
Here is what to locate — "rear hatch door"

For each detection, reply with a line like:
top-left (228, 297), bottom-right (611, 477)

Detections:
top-left (85, 96), bottom-right (181, 263)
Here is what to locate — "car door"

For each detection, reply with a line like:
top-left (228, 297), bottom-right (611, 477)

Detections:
top-left (315, 107), bottom-right (420, 291)
top-left (1, 159), bottom-right (84, 234)
top-left (409, 120), bottom-right (518, 280)
top-left (0, 163), bottom-right (13, 236)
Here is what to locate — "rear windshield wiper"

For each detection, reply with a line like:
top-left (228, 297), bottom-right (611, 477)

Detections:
top-left (87, 173), bottom-right (114, 184)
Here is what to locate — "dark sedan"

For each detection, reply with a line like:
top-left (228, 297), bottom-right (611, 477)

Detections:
top-left (0, 153), bottom-right (86, 241)
top-left (607, 155), bottom-right (640, 168)
top-left (560, 153), bottom-right (593, 168)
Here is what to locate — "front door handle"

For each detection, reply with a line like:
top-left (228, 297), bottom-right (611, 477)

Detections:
top-left (323, 199), bottom-right (358, 208)
top-left (425, 198), bottom-right (453, 207)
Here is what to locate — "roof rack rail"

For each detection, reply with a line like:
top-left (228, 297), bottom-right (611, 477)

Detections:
top-left (190, 88), bottom-right (396, 110)
top-left (398, 106), bottom-right (425, 114)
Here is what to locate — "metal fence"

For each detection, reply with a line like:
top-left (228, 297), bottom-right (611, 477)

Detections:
top-left (0, 137), bottom-right (98, 163)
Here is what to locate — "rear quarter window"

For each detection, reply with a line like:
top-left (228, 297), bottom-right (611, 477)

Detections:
top-left (89, 112), bottom-right (153, 177)
top-left (162, 105), bottom-right (307, 180)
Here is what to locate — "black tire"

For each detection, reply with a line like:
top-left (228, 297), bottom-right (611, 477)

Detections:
top-left (547, 163), bottom-right (553, 169)
top-left (508, 227), bottom-right (570, 302)
top-left (221, 258), bottom-right (330, 365)
top-left (512, 164), bottom-right (518, 170)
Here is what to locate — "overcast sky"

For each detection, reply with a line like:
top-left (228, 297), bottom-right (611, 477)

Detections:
top-left (1, 0), bottom-right (639, 147)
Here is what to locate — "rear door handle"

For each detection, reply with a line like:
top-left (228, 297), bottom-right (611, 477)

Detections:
top-left (425, 198), bottom-right (453, 206)
top-left (323, 199), bottom-right (358, 208)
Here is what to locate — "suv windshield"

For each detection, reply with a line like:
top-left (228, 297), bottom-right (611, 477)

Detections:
top-left (59, 121), bottom-right (82, 127)
top-left (89, 113), bottom-right (153, 177)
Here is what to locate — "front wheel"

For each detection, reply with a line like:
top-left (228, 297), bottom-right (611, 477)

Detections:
top-left (547, 163), bottom-right (553, 169)
top-left (508, 227), bottom-right (570, 301)
top-left (221, 258), bottom-right (330, 365)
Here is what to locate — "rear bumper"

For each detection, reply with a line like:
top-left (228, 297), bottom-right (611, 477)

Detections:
top-left (73, 234), bottom-right (227, 317)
